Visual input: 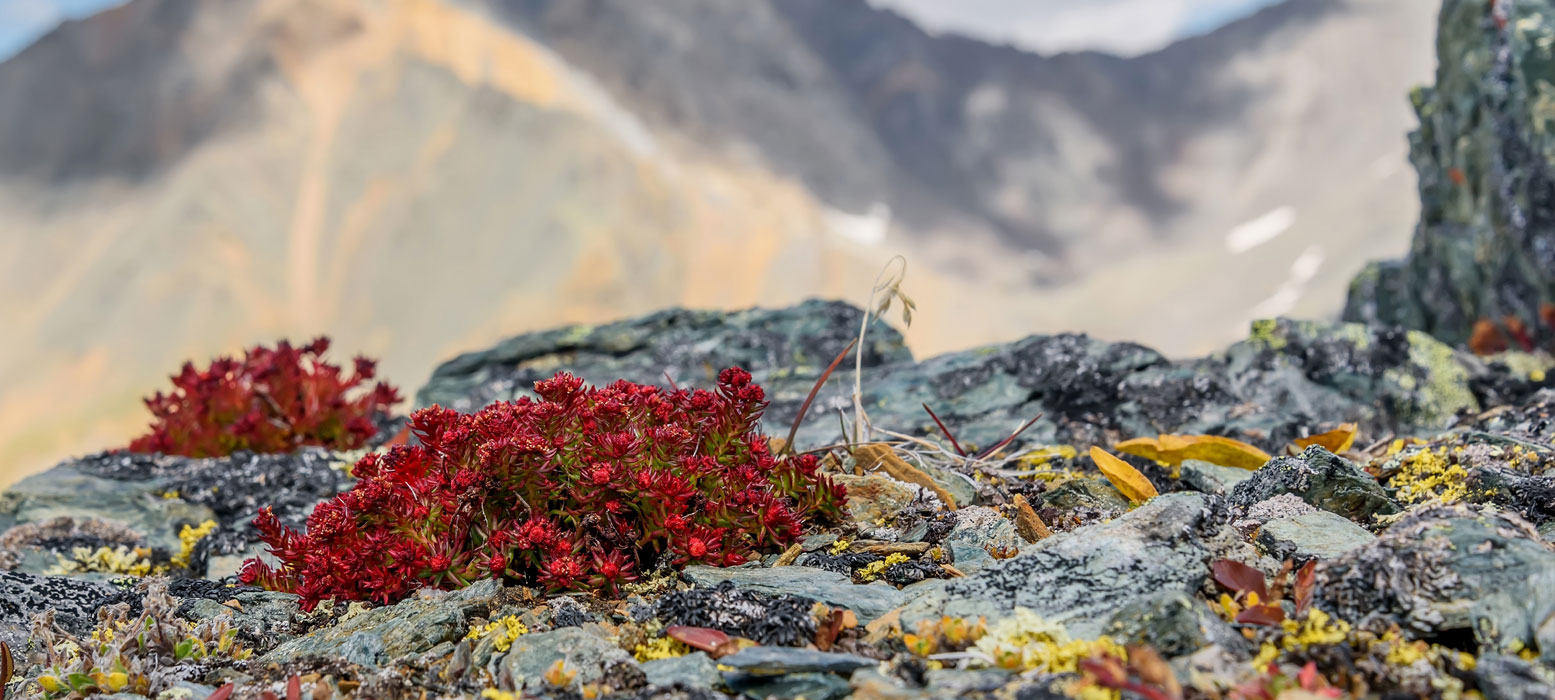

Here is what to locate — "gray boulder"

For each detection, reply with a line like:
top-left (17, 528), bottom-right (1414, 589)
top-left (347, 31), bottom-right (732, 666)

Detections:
top-left (1255, 509), bottom-right (1377, 562)
top-left (1229, 446), bottom-right (1399, 523)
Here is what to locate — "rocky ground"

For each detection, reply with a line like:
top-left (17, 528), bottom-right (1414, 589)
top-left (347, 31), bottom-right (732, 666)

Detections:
top-left (7, 0), bottom-right (1555, 698)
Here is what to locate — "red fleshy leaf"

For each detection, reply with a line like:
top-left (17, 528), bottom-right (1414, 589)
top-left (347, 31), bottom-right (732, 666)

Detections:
top-left (666, 625), bottom-right (733, 653)
top-left (1213, 559), bottom-right (1269, 600)
top-left (1235, 604), bottom-right (1286, 626)
top-left (287, 675), bottom-right (301, 700)
top-left (1294, 560), bottom-right (1317, 615)
top-left (207, 685), bottom-right (236, 700)
top-left (1298, 662), bottom-right (1320, 690)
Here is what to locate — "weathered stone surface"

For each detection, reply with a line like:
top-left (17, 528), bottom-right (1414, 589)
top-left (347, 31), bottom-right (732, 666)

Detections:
top-left (1318, 506), bottom-right (1555, 662)
top-left (724, 671), bottom-right (852, 700)
top-left (1230, 446), bottom-right (1399, 523)
top-left (261, 579), bottom-right (502, 667)
top-left (0, 569), bottom-right (119, 649)
top-left (1181, 460), bottom-right (1255, 495)
top-left (718, 647), bottom-right (876, 675)
top-left (682, 565), bottom-right (903, 623)
top-left (1344, 0), bottom-right (1555, 354)
top-left (941, 506), bottom-right (1020, 573)
top-left (417, 304), bottom-right (1526, 459)
top-left (1476, 653), bottom-right (1555, 700)
top-left (1105, 590), bottom-right (1250, 658)
top-left (641, 651), bottom-right (722, 689)
top-left (917, 493), bottom-right (1210, 638)
top-left (830, 474), bottom-right (920, 525)
top-left (500, 626), bottom-right (643, 692)
top-left (1036, 477), bottom-right (1129, 514)
top-left (1255, 510), bottom-right (1377, 562)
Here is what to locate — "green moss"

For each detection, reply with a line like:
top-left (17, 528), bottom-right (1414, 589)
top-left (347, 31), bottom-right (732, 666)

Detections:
top-left (1248, 319), bottom-right (1286, 351)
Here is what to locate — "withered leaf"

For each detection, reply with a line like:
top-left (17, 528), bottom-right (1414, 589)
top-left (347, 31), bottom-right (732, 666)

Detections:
top-left (1012, 494), bottom-right (1053, 543)
top-left (1235, 603), bottom-right (1286, 626)
top-left (1212, 559), bottom-right (1268, 599)
top-left (666, 626), bottom-right (734, 653)
top-left (854, 443), bottom-right (958, 510)
top-left (1115, 434), bottom-right (1271, 470)
top-left (1294, 560), bottom-right (1317, 616)
top-left (1089, 446), bottom-right (1159, 503)
top-left (1291, 423), bottom-right (1359, 454)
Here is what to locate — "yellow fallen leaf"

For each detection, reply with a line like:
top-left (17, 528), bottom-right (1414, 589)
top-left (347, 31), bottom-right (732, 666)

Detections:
top-left (1089, 446), bottom-right (1159, 503)
top-left (1114, 434), bottom-right (1270, 470)
top-left (854, 443), bottom-right (958, 510)
top-left (1291, 423), bottom-right (1358, 454)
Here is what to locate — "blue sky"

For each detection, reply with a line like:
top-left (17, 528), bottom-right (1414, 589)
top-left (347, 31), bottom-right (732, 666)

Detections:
top-left (0, 0), bottom-right (1287, 63)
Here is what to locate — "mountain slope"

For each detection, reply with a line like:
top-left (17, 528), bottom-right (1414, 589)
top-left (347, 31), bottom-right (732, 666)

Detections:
top-left (0, 0), bottom-right (1434, 484)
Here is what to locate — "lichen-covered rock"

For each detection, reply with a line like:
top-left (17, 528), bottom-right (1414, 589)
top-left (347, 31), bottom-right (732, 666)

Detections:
top-left (1229, 446), bottom-right (1400, 523)
top-left (418, 303), bottom-right (1528, 463)
top-left (1104, 590), bottom-right (1249, 658)
top-left (261, 579), bottom-right (503, 667)
top-left (1035, 477), bottom-right (1130, 514)
top-left (654, 580), bottom-right (817, 646)
top-left (1317, 505), bottom-right (1555, 662)
top-left (717, 647), bottom-right (876, 675)
top-left (1344, 0), bottom-right (1555, 351)
top-left (1476, 653), bottom-right (1555, 700)
top-left (0, 569), bottom-right (120, 649)
top-left (500, 626), bottom-right (644, 692)
top-left (1181, 460), bottom-right (1255, 495)
top-left (681, 565), bottom-right (903, 623)
top-left (829, 474), bottom-right (921, 525)
top-left (641, 651), bottom-right (722, 690)
top-left (1254, 510), bottom-right (1377, 562)
top-left (940, 506), bottom-right (1020, 573)
top-left (917, 493), bottom-right (1210, 638)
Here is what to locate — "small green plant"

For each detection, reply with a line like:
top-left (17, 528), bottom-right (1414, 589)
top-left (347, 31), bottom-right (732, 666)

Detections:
top-left (21, 579), bottom-right (251, 698)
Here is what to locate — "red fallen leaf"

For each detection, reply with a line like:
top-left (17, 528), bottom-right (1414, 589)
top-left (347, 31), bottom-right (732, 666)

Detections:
top-left (1213, 559), bottom-right (1268, 600)
top-left (1471, 318), bottom-right (1510, 356)
top-left (1, 641), bottom-right (12, 700)
top-left (666, 625), bottom-right (733, 653)
top-left (1505, 316), bottom-right (1535, 351)
top-left (384, 424), bottom-right (411, 447)
top-left (1298, 662), bottom-right (1320, 689)
top-left (260, 693), bottom-right (278, 700)
top-left (1294, 560), bottom-right (1317, 616)
top-left (207, 685), bottom-right (236, 700)
top-left (1235, 603), bottom-right (1286, 626)
top-left (287, 675), bottom-right (302, 700)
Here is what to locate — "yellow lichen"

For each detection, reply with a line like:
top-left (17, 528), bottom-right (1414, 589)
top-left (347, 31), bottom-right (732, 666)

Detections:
top-left (172, 520), bottom-right (218, 570)
top-left (970, 608), bottom-right (1126, 673)
top-left (1388, 447), bottom-right (1471, 504)
top-left (1279, 609), bottom-right (1352, 651)
top-left (465, 615), bottom-right (529, 652)
top-left (857, 553), bottom-right (910, 582)
top-left (829, 538), bottom-right (852, 555)
top-left (49, 545), bottom-right (156, 577)
top-left (480, 690), bottom-right (518, 700)
top-left (633, 636), bottom-right (689, 662)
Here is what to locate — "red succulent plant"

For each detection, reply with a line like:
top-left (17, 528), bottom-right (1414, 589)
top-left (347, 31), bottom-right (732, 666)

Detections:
top-left (128, 337), bottom-right (401, 458)
top-left (241, 368), bottom-right (847, 608)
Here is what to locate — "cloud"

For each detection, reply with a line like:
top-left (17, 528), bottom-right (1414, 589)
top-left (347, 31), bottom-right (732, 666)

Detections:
top-left (867, 0), bottom-right (1285, 55)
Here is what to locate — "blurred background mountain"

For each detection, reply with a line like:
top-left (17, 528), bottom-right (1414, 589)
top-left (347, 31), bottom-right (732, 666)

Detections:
top-left (0, 0), bottom-right (1434, 484)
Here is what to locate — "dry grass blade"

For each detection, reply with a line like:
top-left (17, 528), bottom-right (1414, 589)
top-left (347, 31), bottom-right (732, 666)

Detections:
top-left (921, 403), bottom-right (968, 456)
top-left (974, 412), bottom-right (1043, 461)
top-left (784, 338), bottom-right (858, 454)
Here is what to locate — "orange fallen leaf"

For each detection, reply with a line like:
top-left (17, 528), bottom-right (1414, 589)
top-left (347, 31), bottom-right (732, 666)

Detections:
top-left (1089, 446), bottom-right (1159, 503)
top-left (1115, 434), bottom-right (1270, 470)
top-left (1292, 423), bottom-right (1358, 454)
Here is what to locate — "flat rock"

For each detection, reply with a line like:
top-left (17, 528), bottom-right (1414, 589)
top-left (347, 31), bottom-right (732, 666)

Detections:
top-left (724, 671), bottom-right (852, 700)
top-left (682, 565), bottom-right (903, 623)
top-left (641, 651), bottom-right (722, 689)
top-left (1255, 510), bottom-right (1376, 562)
top-left (717, 646), bottom-right (876, 675)
top-left (261, 579), bottom-right (502, 667)
top-left (1181, 460), bottom-right (1254, 494)
top-left (500, 626), bottom-right (644, 692)
top-left (916, 493), bottom-right (1211, 639)
top-left (1105, 589), bottom-right (1249, 658)
top-left (0, 570), bottom-right (120, 649)
top-left (830, 474), bottom-right (919, 525)
top-left (1036, 477), bottom-right (1129, 514)
top-left (941, 506), bottom-right (1020, 573)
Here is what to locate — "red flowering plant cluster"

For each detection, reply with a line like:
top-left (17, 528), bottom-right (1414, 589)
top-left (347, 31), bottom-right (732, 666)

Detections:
top-left (240, 367), bottom-right (847, 608)
top-left (127, 337), bottom-right (402, 458)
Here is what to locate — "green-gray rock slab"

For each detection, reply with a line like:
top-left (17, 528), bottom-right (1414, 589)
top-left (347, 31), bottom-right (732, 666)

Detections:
top-left (920, 493), bottom-right (1211, 639)
top-left (500, 626), bottom-right (643, 692)
top-left (1037, 477), bottom-right (1130, 513)
top-left (724, 671), bottom-right (852, 700)
top-left (1181, 460), bottom-right (1255, 495)
top-left (1318, 506), bottom-right (1555, 663)
top-left (1229, 446), bottom-right (1399, 523)
top-left (717, 646), bottom-right (877, 675)
top-left (1104, 590), bottom-right (1250, 658)
top-left (260, 579), bottom-right (501, 667)
top-left (1255, 510), bottom-right (1377, 562)
top-left (1, 464), bottom-right (216, 551)
top-left (681, 565), bottom-right (903, 623)
top-left (641, 651), bottom-right (722, 689)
